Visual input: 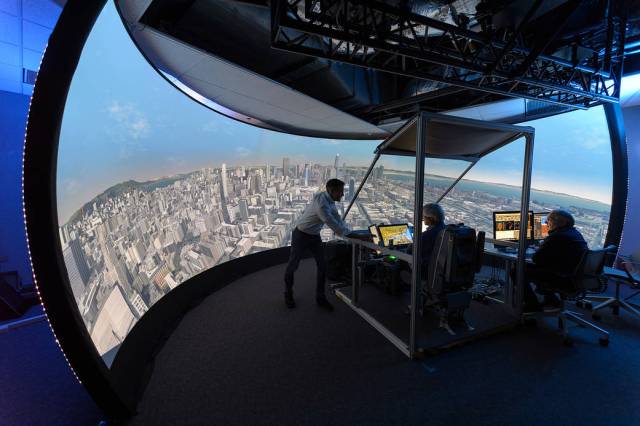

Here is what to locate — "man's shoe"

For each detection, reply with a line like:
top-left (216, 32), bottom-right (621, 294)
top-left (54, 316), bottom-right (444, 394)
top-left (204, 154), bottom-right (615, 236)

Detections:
top-left (543, 294), bottom-right (562, 308)
top-left (316, 297), bottom-right (334, 312)
top-left (522, 303), bottom-right (542, 314)
top-left (285, 292), bottom-right (296, 309)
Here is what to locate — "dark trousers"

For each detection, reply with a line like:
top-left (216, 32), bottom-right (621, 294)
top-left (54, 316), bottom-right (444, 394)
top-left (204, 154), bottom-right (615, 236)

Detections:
top-left (284, 228), bottom-right (326, 297)
top-left (512, 264), bottom-right (556, 308)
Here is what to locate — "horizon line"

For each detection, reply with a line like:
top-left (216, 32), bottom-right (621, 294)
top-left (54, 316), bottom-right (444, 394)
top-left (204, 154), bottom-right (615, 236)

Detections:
top-left (59, 164), bottom-right (611, 225)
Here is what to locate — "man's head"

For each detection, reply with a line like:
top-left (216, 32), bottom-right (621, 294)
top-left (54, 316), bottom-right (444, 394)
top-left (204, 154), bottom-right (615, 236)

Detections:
top-left (326, 179), bottom-right (345, 202)
top-left (547, 209), bottom-right (575, 232)
top-left (423, 203), bottom-right (444, 227)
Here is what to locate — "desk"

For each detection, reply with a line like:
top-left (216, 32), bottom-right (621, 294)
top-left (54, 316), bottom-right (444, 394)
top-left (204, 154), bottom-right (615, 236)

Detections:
top-left (481, 243), bottom-right (535, 307)
top-left (483, 243), bottom-right (536, 262)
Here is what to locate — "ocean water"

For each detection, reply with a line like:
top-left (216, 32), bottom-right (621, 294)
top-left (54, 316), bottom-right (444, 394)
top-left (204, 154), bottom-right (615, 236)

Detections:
top-left (385, 173), bottom-right (611, 213)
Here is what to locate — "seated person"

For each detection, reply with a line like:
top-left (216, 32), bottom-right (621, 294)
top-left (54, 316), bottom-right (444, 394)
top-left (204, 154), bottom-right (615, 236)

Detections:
top-left (408, 203), bottom-right (446, 279)
top-left (521, 209), bottom-right (588, 311)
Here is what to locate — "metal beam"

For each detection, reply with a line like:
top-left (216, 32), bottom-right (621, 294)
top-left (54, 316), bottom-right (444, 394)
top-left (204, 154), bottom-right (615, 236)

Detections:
top-left (271, 0), bottom-right (625, 109)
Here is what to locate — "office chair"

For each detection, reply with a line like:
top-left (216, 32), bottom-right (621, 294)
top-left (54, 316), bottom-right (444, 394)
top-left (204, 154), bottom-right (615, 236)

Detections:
top-left (580, 255), bottom-right (640, 321)
top-left (523, 245), bottom-right (616, 346)
top-left (421, 226), bottom-right (485, 335)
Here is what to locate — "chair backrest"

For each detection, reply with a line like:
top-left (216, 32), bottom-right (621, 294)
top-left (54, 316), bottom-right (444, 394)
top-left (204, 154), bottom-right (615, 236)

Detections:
top-left (575, 245), bottom-right (617, 292)
top-left (426, 224), bottom-right (478, 295)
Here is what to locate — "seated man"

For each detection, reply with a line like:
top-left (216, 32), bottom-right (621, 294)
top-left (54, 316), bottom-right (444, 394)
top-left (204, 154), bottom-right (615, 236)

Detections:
top-left (522, 209), bottom-right (588, 311)
top-left (411, 203), bottom-right (446, 279)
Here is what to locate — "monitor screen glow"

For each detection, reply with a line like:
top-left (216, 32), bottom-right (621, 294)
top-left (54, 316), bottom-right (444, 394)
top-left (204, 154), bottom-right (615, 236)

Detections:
top-left (377, 224), bottom-right (412, 247)
top-left (533, 212), bottom-right (550, 241)
top-left (493, 211), bottom-right (533, 241)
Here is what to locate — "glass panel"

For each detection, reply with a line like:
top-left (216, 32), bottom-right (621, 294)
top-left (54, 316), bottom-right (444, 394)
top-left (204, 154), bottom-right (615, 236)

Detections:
top-left (435, 139), bottom-right (526, 237)
top-left (525, 106), bottom-right (612, 248)
top-left (345, 155), bottom-right (417, 229)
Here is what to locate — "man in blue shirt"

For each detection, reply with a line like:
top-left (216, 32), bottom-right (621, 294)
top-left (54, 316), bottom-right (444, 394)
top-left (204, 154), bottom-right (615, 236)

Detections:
top-left (522, 209), bottom-right (588, 311)
top-left (284, 179), bottom-right (353, 310)
top-left (419, 203), bottom-right (447, 276)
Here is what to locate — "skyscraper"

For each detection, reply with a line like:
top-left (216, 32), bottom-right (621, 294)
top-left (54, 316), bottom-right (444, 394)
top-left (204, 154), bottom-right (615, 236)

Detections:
top-left (220, 164), bottom-right (231, 223)
top-left (265, 164), bottom-right (270, 182)
top-left (62, 238), bottom-right (90, 298)
top-left (239, 199), bottom-right (249, 221)
top-left (303, 163), bottom-right (309, 186)
top-left (349, 177), bottom-right (355, 201)
top-left (334, 153), bottom-right (340, 178)
top-left (221, 163), bottom-right (229, 199)
top-left (283, 157), bottom-right (290, 178)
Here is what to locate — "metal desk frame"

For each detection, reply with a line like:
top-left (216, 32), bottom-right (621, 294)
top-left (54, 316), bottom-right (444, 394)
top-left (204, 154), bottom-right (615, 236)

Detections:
top-left (337, 111), bottom-right (535, 359)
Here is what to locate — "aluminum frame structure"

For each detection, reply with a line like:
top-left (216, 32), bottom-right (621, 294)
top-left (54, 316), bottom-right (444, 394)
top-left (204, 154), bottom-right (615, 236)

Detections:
top-left (337, 111), bottom-right (535, 359)
top-left (271, 0), bottom-right (626, 116)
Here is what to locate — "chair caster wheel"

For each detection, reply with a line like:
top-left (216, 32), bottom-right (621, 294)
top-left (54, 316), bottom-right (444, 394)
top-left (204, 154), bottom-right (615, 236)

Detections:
top-left (599, 338), bottom-right (609, 347)
top-left (584, 302), bottom-right (593, 310)
top-left (576, 301), bottom-right (585, 309)
top-left (522, 317), bottom-right (537, 327)
top-left (563, 337), bottom-right (574, 347)
top-left (612, 306), bottom-right (620, 316)
top-left (592, 313), bottom-right (601, 321)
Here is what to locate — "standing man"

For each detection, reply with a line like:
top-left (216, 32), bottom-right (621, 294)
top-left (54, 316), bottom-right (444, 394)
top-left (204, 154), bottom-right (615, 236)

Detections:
top-left (284, 179), bottom-right (352, 311)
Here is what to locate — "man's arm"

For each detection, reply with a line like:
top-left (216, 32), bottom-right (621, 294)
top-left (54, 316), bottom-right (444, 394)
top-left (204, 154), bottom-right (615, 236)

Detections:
top-left (532, 235), bottom-right (557, 266)
top-left (317, 199), bottom-right (351, 237)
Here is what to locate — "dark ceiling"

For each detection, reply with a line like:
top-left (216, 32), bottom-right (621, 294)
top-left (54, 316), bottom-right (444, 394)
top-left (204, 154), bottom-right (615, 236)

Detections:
top-left (138, 0), bottom-right (640, 126)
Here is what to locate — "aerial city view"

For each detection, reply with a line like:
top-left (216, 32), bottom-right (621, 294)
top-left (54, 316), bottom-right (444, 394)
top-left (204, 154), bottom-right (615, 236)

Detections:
top-left (59, 153), bottom-right (610, 362)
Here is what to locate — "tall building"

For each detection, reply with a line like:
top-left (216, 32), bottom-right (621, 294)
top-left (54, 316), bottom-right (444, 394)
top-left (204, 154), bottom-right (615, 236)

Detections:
top-left (59, 226), bottom-right (70, 246)
top-left (62, 238), bottom-right (91, 298)
top-left (239, 199), bottom-right (249, 221)
top-left (265, 164), bottom-right (270, 182)
top-left (334, 153), bottom-right (340, 178)
top-left (114, 258), bottom-right (133, 294)
top-left (221, 163), bottom-right (229, 199)
top-left (220, 164), bottom-right (231, 223)
top-left (349, 177), bottom-right (355, 201)
top-left (304, 163), bottom-right (309, 186)
top-left (282, 157), bottom-right (290, 178)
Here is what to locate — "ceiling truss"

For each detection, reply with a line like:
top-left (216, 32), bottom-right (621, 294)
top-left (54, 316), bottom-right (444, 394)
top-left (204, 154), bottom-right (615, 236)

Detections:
top-left (271, 0), bottom-right (627, 113)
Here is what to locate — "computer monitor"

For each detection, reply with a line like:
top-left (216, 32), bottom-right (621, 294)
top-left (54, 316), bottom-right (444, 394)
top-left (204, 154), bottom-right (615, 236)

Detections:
top-left (533, 212), bottom-right (550, 241)
top-left (493, 211), bottom-right (533, 244)
top-left (377, 223), bottom-right (413, 247)
top-left (368, 224), bottom-right (381, 245)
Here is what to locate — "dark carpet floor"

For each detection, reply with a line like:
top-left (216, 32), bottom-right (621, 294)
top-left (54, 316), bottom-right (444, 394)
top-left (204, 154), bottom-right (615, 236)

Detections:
top-left (126, 260), bottom-right (640, 426)
top-left (0, 305), bottom-right (104, 426)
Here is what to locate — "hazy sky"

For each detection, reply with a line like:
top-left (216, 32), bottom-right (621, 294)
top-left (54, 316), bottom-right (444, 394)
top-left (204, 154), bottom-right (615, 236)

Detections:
top-left (56, 1), bottom-right (614, 222)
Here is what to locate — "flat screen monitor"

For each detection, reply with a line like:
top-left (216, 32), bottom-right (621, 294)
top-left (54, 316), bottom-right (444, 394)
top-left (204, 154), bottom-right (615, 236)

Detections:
top-left (533, 212), bottom-right (550, 241)
top-left (377, 223), bottom-right (412, 247)
top-left (493, 211), bottom-right (533, 243)
top-left (368, 224), bottom-right (381, 245)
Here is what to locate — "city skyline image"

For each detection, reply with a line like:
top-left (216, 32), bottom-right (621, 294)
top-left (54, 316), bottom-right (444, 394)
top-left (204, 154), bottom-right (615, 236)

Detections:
top-left (59, 155), bottom-right (610, 363)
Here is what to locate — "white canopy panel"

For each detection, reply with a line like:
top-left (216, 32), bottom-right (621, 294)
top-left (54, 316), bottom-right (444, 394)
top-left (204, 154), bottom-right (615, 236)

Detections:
top-left (376, 113), bottom-right (534, 161)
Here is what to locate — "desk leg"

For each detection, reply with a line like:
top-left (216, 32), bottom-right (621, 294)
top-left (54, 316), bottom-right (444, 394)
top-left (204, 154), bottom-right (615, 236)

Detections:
top-left (352, 244), bottom-right (359, 306)
top-left (503, 258), bottom-right (513, 307)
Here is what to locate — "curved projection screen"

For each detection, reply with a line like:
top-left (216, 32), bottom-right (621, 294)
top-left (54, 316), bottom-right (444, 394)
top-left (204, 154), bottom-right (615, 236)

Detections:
top-left (56, 2), bottom-right (614, 365)
top-left (56, 2), bottom-right (378, 364)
